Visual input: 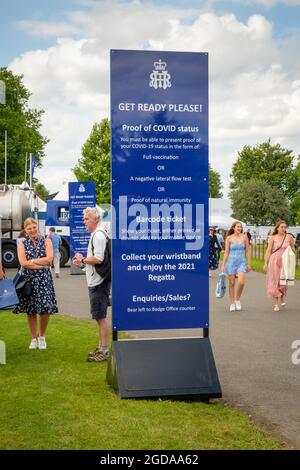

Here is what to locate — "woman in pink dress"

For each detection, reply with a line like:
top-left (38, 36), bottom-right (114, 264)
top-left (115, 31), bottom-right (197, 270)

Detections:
top-left (264, 220), bottom-right (295, 311)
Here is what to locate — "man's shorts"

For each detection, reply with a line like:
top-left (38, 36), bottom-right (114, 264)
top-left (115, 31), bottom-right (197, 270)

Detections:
top-left (88, 280), bottom-right (111, 320)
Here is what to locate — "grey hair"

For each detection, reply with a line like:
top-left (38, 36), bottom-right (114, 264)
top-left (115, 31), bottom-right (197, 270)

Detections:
top-left (83, 206), bottom-right (103, 221)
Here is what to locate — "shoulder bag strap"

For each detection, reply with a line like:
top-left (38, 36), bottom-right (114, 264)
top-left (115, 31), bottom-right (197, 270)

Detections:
top-left (271, 233), bottom-right (286, 256)
top-left (90, 230), bottom-right (105, 254)
top-left (90, 233), bottom-right (95, 256)
top-left (91, 229), bottom-right (109, 254)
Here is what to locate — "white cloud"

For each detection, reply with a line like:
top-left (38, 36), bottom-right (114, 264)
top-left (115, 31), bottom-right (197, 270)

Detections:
top-left (10, 37), bottom-right (109, 191)
top-left (9, 1), bottom-right (300, 196)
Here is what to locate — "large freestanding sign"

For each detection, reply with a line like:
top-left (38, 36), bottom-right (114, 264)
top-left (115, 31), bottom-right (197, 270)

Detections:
top-left (109, 50), bottom-right (221, 399)
top-left (68, 182), bottom-right (96, 259)
top-left (111, 50), bottom-right (209, 332)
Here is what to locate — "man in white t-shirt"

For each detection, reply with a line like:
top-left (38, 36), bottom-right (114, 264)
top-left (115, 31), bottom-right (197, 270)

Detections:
top-left (73, 206), bottom-right (110, 362)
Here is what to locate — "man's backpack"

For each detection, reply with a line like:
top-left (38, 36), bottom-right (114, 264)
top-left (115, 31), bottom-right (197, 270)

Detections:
top-left (91, 230), bottom-right (111, 281)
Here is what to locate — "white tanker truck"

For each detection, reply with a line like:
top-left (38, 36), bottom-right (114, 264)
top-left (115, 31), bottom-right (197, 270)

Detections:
top-left (0, 184), bottom-right (33, 268)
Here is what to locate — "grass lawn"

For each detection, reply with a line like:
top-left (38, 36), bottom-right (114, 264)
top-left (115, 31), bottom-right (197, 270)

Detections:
top-left (0, 312), bottom-right (282, 450)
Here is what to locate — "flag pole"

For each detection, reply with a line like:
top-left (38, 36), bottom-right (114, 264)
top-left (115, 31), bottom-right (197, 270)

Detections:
top-left (24, 152), bottom-right (28, 186)
top-left (29, 153), bottom-right (33, 189)
top-left (4, 130), bottom-right (7, 186)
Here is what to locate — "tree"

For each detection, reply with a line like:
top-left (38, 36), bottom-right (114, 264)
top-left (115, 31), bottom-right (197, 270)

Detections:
top-left (286, 157), bottom-right (300, 201)
top-left (230, 179), bottom-right (290, 225)
top-left (33, 180), bottom-right (50, 201)
top-left (209, 164), bottom-right (223, 198)
top-left (0, 68), bottom-right (49, 184)
top-left (73, 118), bottom-right (111, 204)
top-left (230, 139), bottom-right (299, 200)
top-left (290, 194), bottom-right (300, 225)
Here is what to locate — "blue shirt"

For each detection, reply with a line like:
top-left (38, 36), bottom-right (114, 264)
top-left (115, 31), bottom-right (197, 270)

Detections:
top-left (48, 233), bottom-right (61, 253)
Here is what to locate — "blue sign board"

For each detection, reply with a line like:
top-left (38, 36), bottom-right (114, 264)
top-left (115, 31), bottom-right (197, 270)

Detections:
top-left (68, 182), bottom-right (96, 258)
top-left (111, 50), bottom-right (208, 331)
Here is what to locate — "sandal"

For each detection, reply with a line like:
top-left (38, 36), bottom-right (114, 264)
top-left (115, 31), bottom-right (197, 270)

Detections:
top-left (87, 351), bottom-right (110, 362)
top-left (87, 347), bottom-right (101, 358)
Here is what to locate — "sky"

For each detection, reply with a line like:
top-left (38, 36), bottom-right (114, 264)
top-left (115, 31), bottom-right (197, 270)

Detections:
top-left (1, 0), bottom-right (300, 195)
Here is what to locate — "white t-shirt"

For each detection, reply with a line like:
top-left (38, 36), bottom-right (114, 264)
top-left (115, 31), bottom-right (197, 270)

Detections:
top-left (86, 228), bottom-right (107, 287)
top-left (216, 233), bottom-right (224, 245)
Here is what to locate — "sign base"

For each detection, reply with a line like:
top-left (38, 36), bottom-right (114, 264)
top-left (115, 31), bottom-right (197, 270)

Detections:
top-left (106, 337), bottom-right (222, 399)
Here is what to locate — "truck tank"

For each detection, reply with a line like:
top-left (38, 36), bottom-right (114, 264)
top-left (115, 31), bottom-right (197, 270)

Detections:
top-left (0, 185), bottom-right (31, 233)
top-left (0, 185), bottom-right (32, 267)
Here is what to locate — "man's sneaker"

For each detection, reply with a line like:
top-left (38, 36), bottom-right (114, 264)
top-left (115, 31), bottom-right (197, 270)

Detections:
top-left (29, 338), bottom-right (38, 350)
top-left (38, 336), bottom-right (47, 350)
top-left (230, 303), bottom-right (236, 312)
top-left (87, 350), bottom-right (110, 362)
top-left (235, 300), bottom-right (242, 311)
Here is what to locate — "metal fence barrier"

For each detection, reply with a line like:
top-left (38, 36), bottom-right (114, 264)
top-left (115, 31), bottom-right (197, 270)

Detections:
top-left (250, 240), bottom-right (300, 266)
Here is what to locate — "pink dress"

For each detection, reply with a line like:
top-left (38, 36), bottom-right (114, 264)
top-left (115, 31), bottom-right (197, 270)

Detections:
top-left (266, 237), bottom-right (290, 299)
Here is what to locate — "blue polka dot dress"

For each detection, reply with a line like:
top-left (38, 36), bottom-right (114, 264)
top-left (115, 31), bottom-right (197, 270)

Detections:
top-left (14, 236), bottom-right (58, 315)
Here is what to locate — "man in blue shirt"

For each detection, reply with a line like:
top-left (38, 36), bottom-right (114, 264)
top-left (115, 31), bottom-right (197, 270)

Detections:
top-left (48, 227), bottom-right (61, 278)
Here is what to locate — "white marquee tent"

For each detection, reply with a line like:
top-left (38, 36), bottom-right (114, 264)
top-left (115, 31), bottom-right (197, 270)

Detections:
top-left (209, 198), bottom-right (245, 230)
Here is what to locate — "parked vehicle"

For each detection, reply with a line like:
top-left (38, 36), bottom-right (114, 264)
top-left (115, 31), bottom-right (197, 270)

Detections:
top-left (45, 199), bottom-right (70, 267)
top-left (0, 185), bottom-right (70, 268)
top-left (0, 185), bottom-right (32, 268)
top-left (45, 198), bottom-right (111, 267)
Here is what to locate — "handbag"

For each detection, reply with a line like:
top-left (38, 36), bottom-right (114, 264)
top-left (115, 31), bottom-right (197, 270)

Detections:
top-left (215, 272), bottom-right (227, 299)
top-left (13, 269), bottom-right (33, 298)
top-left (0, 278), bottom-right (20, 309)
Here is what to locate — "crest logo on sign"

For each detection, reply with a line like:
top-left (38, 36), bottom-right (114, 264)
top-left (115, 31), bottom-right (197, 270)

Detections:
top-left (149, 59), bottom-right (171, 90)
top-left (79, 184), bottom-right (86, 193)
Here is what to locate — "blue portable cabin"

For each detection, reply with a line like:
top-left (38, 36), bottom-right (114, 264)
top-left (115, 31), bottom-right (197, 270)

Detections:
top-left (45, 199), bottom-right (70, 266)
top-left (45, 197), bottom-right (111, 266)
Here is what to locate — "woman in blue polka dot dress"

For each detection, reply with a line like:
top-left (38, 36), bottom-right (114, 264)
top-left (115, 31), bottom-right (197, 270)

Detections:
top-left (14, 218), bottom-right (58, 350)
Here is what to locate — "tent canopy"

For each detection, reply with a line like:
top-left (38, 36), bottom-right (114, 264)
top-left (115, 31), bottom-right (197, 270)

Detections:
top-left (209, 198), bottom-right (245, 230)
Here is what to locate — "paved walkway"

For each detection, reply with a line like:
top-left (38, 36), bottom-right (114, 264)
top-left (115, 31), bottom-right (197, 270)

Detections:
top-left (28, 267), bottom-right (300, 448)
